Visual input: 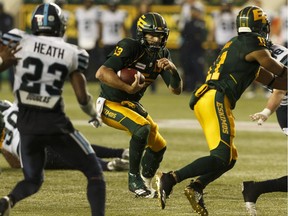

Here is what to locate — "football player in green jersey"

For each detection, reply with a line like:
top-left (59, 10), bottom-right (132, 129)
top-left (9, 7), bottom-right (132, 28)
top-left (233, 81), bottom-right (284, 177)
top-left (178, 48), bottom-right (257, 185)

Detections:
top-left (95, 12), bottom-right (182, 198)
top-left (156, 5), bottom-right (287, 215)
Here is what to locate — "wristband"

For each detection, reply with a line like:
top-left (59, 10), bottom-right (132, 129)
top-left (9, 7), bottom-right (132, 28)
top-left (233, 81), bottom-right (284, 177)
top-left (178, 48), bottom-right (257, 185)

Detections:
top-left (0, 57), bottom-right (3, 66)
top-left (260, 108), bottom-right (272, 117)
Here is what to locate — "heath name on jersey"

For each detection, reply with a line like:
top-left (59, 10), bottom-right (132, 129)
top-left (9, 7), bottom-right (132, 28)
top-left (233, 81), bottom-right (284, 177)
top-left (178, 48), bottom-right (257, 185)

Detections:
top-left (33, 42), bottom-right (65, 59)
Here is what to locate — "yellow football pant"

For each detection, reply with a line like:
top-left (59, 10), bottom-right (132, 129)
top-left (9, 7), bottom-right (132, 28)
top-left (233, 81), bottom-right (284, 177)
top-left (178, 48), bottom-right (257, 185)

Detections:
top-left (101, 100), bottom-right (166, 152)
top-left (194, 89), bottom-right (238, 163)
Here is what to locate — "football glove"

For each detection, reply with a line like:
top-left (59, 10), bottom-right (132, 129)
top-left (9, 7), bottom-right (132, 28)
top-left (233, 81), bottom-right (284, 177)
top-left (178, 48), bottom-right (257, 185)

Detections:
top-left (250, 108), bottom-right (271, 125)
top-left (89, 113), bottom-right (102, 128)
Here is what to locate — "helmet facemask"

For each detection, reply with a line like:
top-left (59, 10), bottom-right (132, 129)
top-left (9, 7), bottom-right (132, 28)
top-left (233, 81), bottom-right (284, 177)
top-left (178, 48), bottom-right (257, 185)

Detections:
top-left (142, 32), bottom-right (168, 52)
top-left (260, 18), bottom-right (270, 40)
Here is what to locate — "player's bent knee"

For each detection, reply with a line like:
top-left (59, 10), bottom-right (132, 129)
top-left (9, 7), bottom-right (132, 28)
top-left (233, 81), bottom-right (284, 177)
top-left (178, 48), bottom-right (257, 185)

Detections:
top-left (24, 178), bottom-right (44, 195)
top-left (211, 155), bottom-right (229, 169)
top-left (132, 124), bottom-right (151, 144)
top-left (210, 142), bottom-right (234, 166)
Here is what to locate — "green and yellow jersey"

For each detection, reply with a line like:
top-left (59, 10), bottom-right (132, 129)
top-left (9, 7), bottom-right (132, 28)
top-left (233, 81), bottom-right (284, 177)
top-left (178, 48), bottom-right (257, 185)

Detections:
top-left (205, 32), bottom-right (268, 108)
top-left (99, 38), bottom-right (173, 102)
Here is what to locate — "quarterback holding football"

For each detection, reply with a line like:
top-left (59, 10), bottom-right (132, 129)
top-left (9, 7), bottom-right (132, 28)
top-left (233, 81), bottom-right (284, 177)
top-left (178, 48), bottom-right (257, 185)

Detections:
top-left (95, 12), bottom-right (183, 198)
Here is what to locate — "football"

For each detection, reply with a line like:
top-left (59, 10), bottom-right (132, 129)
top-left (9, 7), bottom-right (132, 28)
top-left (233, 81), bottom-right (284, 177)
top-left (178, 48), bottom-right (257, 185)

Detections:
top-left (117, 68), bottom-right (145, 85)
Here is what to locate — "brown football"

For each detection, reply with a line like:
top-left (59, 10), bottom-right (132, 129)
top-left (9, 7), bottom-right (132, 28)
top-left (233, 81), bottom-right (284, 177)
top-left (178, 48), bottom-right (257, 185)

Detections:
top-left (117, 68), bottom-right (145, 85)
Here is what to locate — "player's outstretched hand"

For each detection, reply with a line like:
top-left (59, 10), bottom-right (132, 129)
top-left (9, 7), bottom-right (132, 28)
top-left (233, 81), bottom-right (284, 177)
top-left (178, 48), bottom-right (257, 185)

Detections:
top-left (249, 108), bottom-right (271, 125)
top-left (0, 40), bottom-right (21, 62)
top-left (0, 40), bottom-right (21, 71)
top-left (89, 114), bottom-right (103, 128)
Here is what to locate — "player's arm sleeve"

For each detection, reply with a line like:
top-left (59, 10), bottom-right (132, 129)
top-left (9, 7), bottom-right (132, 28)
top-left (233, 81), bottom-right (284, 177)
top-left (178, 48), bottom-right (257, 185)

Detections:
top-left (256, 67), bottom-right (287, 90)
top-left (161, 49), bottom-right (183, 94)
top-left (74, 48), bottom-right (89, 72)
top-left (1, 28), bottom-right (23, 46)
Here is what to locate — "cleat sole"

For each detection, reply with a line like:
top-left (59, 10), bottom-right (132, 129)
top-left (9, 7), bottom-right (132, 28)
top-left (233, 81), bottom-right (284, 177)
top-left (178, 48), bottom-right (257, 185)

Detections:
top-left (184, 188), bottom-right (208, 216)
top-left (156, 172), bottom-right (166, 209)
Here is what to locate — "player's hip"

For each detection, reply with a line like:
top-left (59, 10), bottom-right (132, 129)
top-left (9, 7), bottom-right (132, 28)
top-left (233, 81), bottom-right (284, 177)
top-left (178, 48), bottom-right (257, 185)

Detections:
top-left (101, 100), bottom-right (151, 133)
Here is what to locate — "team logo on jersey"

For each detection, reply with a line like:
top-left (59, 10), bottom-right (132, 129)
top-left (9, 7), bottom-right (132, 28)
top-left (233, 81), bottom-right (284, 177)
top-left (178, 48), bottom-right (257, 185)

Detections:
top-left (135, 62), bottom-right (146, 70)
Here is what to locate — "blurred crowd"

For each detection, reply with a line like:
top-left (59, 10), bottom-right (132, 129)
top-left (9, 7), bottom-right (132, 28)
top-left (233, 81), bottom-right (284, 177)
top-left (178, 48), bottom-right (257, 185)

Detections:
top-left (0, 0), bottom-right (287, 97)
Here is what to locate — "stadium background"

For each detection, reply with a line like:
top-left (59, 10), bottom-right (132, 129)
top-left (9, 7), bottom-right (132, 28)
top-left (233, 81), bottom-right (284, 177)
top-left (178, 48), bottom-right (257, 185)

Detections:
top-left (1, 0), bottom-right (286, 50)
top-left (0, 1), bottom-right (287, 215)
top-left (0, 0), bottom-right (285, 82)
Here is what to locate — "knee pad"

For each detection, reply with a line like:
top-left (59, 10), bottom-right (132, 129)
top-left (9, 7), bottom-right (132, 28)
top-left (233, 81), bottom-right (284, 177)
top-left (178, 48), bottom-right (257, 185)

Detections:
top-left (132, 124), bottom-right (150, 144)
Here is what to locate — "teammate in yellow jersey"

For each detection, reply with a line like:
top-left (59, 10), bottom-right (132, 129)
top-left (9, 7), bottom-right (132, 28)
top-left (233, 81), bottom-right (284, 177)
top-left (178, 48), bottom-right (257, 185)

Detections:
top-left (156, 6), bottom-right (287, 215)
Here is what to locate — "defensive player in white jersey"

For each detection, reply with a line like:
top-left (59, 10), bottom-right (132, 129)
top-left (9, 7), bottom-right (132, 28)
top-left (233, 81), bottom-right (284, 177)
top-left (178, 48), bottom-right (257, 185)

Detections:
top-left (75, 0), bottom-right (102, 80)
top-left (0, 3), bottom-right (105, 216)
top-left (250, 43), bottom-right (288, 135)
top-left (279, 2), bottom-right (288, 47)
top-left (0, 100), bottom-right (129, 171)
top-left (211, 2), bottom-right (237, 52)
top-left (242, 43), bottom-right (288, 216)
top-left (99, 0), bottom-right (127, 58)
top-left (75, 0), bottom-right (101, 51)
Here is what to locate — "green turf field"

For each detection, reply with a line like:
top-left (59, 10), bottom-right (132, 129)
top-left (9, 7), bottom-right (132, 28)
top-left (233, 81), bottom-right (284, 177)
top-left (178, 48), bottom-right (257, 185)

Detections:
top-left (0, 81), bottom-right (287, 215)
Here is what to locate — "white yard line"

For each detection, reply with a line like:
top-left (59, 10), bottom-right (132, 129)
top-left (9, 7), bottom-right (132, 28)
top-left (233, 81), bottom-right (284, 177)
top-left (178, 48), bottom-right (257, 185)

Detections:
top-left (72, 119), bottom-right (281, 133)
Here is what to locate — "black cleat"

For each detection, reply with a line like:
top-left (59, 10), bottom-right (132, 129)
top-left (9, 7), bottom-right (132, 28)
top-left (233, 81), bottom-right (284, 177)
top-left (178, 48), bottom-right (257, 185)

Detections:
top-left (0, 196), bottom-right (11, 216)
top-left (184, 180), bottom-right (208, 216)
top-left (128, 173), bottom-right (151, 198)
top-left (242, 181), bottom-right (260, 216)
top-left (156, 171), bottom-right (176, 209)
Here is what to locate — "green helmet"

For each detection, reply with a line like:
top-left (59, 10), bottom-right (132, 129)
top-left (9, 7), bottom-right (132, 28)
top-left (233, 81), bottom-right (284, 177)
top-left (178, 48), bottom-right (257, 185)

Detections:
top-left (136, 12), bottom-right (169, 52)
top-left (236, 6), bottom-right (270, 39)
